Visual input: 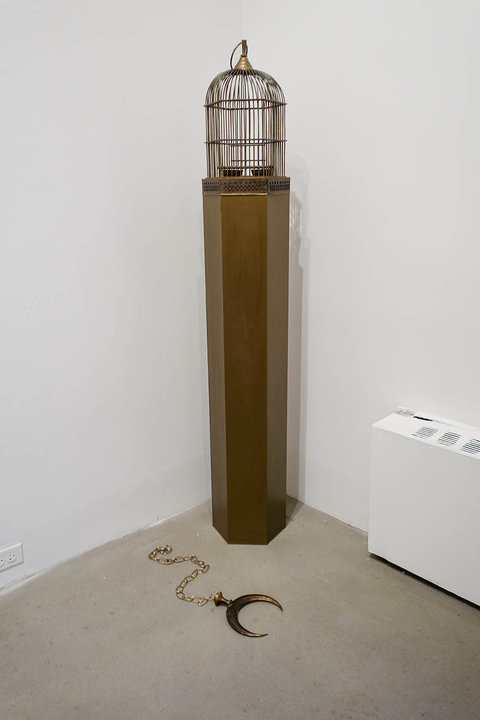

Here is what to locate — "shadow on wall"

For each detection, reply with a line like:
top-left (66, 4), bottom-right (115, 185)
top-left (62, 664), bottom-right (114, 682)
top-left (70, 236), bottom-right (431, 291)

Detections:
top-left (287, 156), bottom-right (310, 503)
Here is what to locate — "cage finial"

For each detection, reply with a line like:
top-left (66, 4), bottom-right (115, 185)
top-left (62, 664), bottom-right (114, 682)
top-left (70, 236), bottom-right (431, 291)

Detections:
top-left (230, 40), bottom-right (252, 70)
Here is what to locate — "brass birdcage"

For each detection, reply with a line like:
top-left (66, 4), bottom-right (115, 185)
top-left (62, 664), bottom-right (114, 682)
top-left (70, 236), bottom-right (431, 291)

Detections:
top-left (205, 40), bottom-right (286, 178)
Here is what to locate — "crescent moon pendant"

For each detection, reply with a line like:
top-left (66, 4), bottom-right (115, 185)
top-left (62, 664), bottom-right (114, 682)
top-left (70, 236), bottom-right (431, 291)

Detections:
top-left (214, 592), bottom-right (283, 638)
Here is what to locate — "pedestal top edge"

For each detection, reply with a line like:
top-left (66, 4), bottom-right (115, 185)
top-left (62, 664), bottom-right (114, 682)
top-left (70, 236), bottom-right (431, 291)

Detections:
top-left (202, 177), bottom-right (290, 194)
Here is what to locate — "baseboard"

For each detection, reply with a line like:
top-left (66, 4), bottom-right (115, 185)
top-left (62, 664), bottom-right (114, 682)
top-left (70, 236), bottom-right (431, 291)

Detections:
top-left (0, 454), bottom-right (210, 592)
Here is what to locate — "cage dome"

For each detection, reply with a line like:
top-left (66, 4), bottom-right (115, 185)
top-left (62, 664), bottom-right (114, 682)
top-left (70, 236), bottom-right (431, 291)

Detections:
top-left (205, 41), bottom-right (286, 178)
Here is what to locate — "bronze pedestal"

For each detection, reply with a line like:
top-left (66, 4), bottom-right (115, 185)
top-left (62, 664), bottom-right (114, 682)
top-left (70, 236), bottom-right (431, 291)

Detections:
top-left (203, 176), bottom-right (289, 544)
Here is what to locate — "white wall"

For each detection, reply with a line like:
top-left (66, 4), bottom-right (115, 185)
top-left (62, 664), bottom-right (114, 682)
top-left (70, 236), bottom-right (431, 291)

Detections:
top-left (3, 1), bottom-right (480, 589)
top-left (242, 0), bottom-right (480, 529)
top-left (0, 1), bottom-right (240, 589)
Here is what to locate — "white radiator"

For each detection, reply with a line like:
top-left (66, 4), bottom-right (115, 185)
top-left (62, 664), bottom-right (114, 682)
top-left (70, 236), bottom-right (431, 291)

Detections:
top-left (368, 410), bottom-right (480, 606)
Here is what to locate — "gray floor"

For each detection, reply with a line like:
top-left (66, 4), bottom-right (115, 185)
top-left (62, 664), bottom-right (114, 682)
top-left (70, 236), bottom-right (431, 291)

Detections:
top-left (1, 500), bottom-right (479, 720)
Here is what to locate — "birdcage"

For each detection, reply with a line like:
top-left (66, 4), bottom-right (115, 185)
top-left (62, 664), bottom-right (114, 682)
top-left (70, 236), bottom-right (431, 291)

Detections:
top-left (205, 40), bottom-right (286, 178)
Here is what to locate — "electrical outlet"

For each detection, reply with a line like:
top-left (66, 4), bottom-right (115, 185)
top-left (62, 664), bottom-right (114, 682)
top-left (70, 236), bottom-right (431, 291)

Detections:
top-left (0, 542), bottom-right (24, 573)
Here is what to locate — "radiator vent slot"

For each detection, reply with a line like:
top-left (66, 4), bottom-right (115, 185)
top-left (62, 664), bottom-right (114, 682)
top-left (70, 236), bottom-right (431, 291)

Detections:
top-left (460, 439), bottom-right (480, 455)
top-left (413, 426), bottom-right (438, 439)
top-left (436, 432), bottom-right (461, 447)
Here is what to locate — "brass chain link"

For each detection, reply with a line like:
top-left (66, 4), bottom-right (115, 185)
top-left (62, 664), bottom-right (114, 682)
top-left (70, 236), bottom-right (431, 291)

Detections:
top-left (148, 544), bottom-right (218, 606)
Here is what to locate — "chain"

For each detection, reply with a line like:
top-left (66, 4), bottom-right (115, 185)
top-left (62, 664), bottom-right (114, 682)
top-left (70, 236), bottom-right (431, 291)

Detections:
top-left (148, 544), bottom-right (219, 606)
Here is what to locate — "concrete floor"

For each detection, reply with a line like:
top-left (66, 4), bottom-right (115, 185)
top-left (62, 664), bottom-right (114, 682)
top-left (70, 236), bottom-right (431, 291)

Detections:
top-left (1, 501), bottom-right (479, 720)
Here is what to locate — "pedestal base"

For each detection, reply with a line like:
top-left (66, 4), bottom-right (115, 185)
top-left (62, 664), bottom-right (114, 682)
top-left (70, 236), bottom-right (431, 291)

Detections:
top-left (203, 177), bottom-right (289, 544)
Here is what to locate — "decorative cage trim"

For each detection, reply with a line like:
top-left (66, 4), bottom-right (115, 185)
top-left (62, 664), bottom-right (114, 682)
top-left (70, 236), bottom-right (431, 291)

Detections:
top-left (268, 179), bottom-right (290, 193)
top-left (202, 179), bottom-right (221, 193)
top-left (202, 177), bottom-right (290, 194)
top-left (223, 179), bottom-right (268, 194)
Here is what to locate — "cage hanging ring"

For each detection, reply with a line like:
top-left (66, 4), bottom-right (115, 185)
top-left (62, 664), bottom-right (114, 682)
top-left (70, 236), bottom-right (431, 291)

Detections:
top-left (230, 40), bottom-right (248, 70)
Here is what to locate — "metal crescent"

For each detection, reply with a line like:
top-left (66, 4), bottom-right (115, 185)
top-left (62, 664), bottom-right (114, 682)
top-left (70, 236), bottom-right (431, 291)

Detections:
top-left (226, 594), bottom-right (283, 638)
